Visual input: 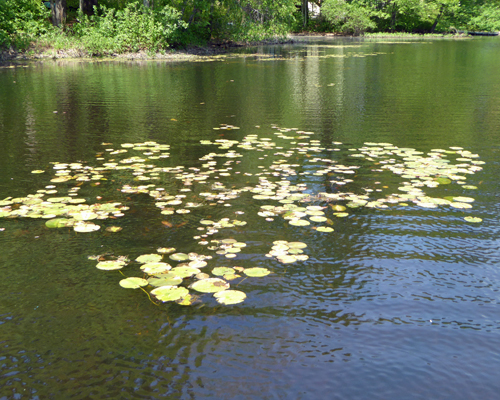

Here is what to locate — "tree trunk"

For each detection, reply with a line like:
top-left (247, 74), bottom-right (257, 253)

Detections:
top-left (302, 0), bottom-right (308, 27)
top-left (143, 0), bottom-right (153, 8)
top-left (50, 0), bottom-right (67, 26)
top-left (430, 4), bottom-right (445, 33)
top-left (390, 3), bottom-right (397, 32)
top-left (80, 0), bottom-right (97, 16)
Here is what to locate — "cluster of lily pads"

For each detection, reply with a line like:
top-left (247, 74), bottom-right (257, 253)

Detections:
top-left (0, 124), bottom-right (485, 306)
top-left (92, 248), bottom-right (271, 305)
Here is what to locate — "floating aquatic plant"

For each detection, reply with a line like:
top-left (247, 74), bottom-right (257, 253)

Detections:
top-left (0, 126), bottom-right (485, 307)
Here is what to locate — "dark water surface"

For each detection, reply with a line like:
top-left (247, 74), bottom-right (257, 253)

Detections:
top-left (1, 37), bottom-right (500, 399)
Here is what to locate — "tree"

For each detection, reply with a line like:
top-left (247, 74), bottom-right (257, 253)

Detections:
top-left (50, 0), bottom-right (67, 26)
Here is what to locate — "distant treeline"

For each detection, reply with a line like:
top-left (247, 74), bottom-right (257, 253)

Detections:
top-left (1, 0), bottom-right (499, 54)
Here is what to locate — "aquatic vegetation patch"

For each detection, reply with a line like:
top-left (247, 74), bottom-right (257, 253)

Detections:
top-left (0, 127), bottom-right (485, 307)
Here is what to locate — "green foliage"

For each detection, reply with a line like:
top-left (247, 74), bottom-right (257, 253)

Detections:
top-left (468, 4), bottom-right (500, 32)
top-left (322, 0), bottom-right (376, 35)
top-left (72, 2), bottom-right (186, 54)
top-left (0, 0), bottom-right (50, 49)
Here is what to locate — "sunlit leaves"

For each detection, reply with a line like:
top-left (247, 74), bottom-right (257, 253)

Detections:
top-left (214, 290), bottom-right (246, 305)
top-left (190, 278), bottom-right (230, 293)
top-left (151, 286), bottom-right (189, 302)
top-left (244, 267), bottom-right (271, 277)
top-left (96, 260), bottom-right (127, 270)
top-left (136, 254), bottom-right (163, 264)
top-left (0, 124), bottom-right (487, 309)
top-left (119, 277), bottom-right (148, 289)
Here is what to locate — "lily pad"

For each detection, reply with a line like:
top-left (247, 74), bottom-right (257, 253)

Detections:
top-left (169, 253), bottom-right (190, 261)
top-left (176, 294), bottom-right (195, 306)
top-left (450, 202), bottom-right (473, 209)
top-left (287, 242), bottom-right (307, 249)
top-left (170, 266), bottom-right (200, 278)
top-left (212, 267), bottom-right (235, 276)
top-left (105, 226), bottom-right (122, 232)
top-left (289, 219), bottom-right (310, 226)
top-left (453, 196), bottom-right (474, 203)
top-left (316, 227), bottom-right (334, 232)
top-left (464, 216), bottom-right (482, 223)
top-left (140, 262), bottom-right (171, 274)
top-left (213, 290), bottom-right (246, 305)
top-left (276, 255), bottom-right (297, 264)
top-left (45, 218), bottom-right (73, 228)
top-left (244, 267), bottom-right (271, 277)
top-left (74, 222), bottom-right (100, 233)
top-left (435, 177), bottom-right (452, 184)
top-left (96, 260), bottom-right (126, 270)
top-left (157, 247), bottom-right (175, 254)
top-left (147, 273), bottom-right (183, 287)
top-left (190, 278), bottom-right (230, 293)
top-left (119, 277), bottom-right (148, 289)
top-left (136, 253), bottom-right (163, 264)
top-left (151, 286), bottom-right (189, 302)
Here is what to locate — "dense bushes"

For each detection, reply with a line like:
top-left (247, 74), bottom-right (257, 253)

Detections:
top-left (1, 0), bottom-right (499, 54)
top-left (73, 2), bottom-right (185, 54)
top-left (0, 0), bottom-right (50, 49)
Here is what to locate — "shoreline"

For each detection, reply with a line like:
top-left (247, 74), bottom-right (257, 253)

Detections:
top-left (0, 31), bottom-right (494, 63)
top-left (0, 37), bottom-right (293, 63)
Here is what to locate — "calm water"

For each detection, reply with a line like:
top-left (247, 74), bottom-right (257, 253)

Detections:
top-left (1, 37), bottom-right (500, 399)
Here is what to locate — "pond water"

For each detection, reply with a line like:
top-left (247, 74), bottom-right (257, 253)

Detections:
top-left (1, 36), bottom-right (500, 399)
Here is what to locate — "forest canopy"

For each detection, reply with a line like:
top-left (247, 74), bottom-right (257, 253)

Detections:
top-left (1, 0), bottom-right (499, 53)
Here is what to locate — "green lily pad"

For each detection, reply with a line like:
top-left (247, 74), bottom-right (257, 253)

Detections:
top-left (119, 277), bottom-right (148, 289)
top-left (316, 226), bottom-right (334, 232)
top-left (450, 202), bottom-right (473, 209)
top-left (288, 242), bottom-right (307, 249)
top-left (276, 255), bottom-right (297, 264)
top-left (212, 267), bottom-right (235, 276)
top-left (151, 286), bottom-right (189, 302)
top-left (435, 177), bottom-right (452, 184)
top-left (453, 196), bottom-right (474, 203)
top-left (190, 278), bottom-right (229, 293)
top-left (45, 218), bottom-right (73, 228)
top-left (244, 267), bottom-right (271, 277)
top-left (157, 247), bottom-right (176, 254)
top-left (289, 219), bottom-right (310, 226)
top-left (136, 253), bottom-right (163, 264)
top-left (47, 197), bottom-right (72, 203)
top-left (310, 216), bottom-right (327, 222)
top-left (213, 290), bottom-right (246, 305)
top-left (169, 253), bottom-right (190, 261)
top-left (74, 222), bottom-right (100, 233)
top-left (464, 216), bottom-right (482, 223)
top-left (140, 262), bottom-right (171, 274)
top-left (147, 273), bottom-right (183, 287)
top-left (170, 266), bottom-right (200, 278)
top-left (176, 294), bottom-right (195, 306)
top-left (105, 226), bottom-right (122, 232)
top-left (96, 260), bottom-right (126, 270)
top-left (188, 260), bottom-right (207, 269)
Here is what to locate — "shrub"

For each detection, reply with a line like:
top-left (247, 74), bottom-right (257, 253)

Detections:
top-left (0, 0), bottom-right (50, 49)
top-left (73, 1), bottom-right (186, 54)
top-left (322, 0), bottom-right (376, 36)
